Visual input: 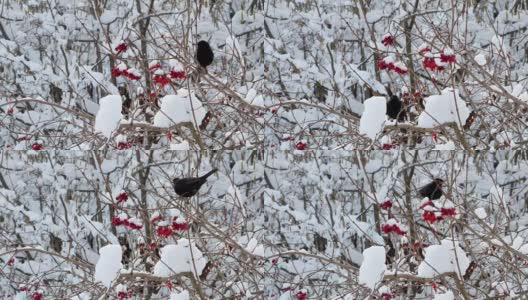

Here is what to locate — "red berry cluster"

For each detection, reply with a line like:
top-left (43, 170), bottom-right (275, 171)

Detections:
top-left (115, 192), bottom-right (128, 203)
top-left (381, 35), bottom-right (395, 47)
top-left (380, 200), bottom-right (393, 210)
top-left (31, 143), bottom-right (44, 151)
top-left (378, 57), bottom-right (408, 75)
top-left (117, 141), bottom-right (133, 150)
top-left (115, 42), bottom-right (128, 54)
top-left (381, 221), bottom-right (407, 236)
top-left (296, 290), bottom-right (308, 300)
top-left (111, 214), bottom-right (143, 230)
top-left (295, 141), bottom-right (307, 150)
top-left (111, 65), bottom-right (142, 81)
top-left (156, 217), bottom-right (190, 238)
top-left (421, 202), bottom-right (457, 224)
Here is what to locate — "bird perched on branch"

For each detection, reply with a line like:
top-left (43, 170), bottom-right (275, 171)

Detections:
top-left (196, 40), bottom-right (214, 69)
top-left (419, 178), bottom-right (444, 200)
top-left (386, 95), bottom-right (406, 121)
top-left (173, 169), bottom-right (218, 197)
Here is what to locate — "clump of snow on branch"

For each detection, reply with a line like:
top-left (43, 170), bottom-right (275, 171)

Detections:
top-left (433, 291), bottom-right (455, 300)
top-left (153, 89), bottom-right (207, 129)
top-left (170, 290), bottom-right (190, 300)
top-left (359, 97), bottom-right (387, 139)
top-left (245, 238), bottom-right (265, 256)
top-left (359, 246), bottom-right (386, 289)
top-left (417, 240), bottom-right (470, 278)
top-left (418, 88), bottom-right (470, 128)
top-left (94, 244), bottom-right (122, 287)
top-left (153, 239), bottom-right (207, 277)
top-left (244, 88), bottom-right (265, 107)
top-left (94, 95), bottom-right (123, 138)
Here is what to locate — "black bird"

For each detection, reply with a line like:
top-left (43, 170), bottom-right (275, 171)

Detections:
top-left (386, 95), bottom-right (406, 121)
top-left (419, 178), bottom-right (444, 200)
top-left (196, 40), bottom-right (214, 69)
top-left (173, 169), bottom-right (218, 197)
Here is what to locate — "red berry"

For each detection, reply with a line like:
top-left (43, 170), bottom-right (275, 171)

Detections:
top-left (440, 207), bottom-right (457, 217)
top-left (295, 142), bottom-right (307, 150)
top-left (169, 70), bottom-right (187, 80)
top-left (115, 42), bottom-right (128, 54)
top-left (422, 210), bottom-right (437, 223)
top-left (381, 35), bottom-right (395, 47)
top-left (296, 290), bottom-right (307, 300)
top-left (31, 143), bottom-right (43, 151)
top-left (440, 53), bottom-right (456, 63)
top-left (423, 57), bottom-right (439, 71)
top-left (380, 200), bottom-right (393, 210)
top-left (157, 225), bottom-right (173, 238)
top-left (32, 292), bottom-right (43, 300)
top-left (116, 192), bottom-right (128, 203)
top-left (153, 74), bottom-right (171, 87)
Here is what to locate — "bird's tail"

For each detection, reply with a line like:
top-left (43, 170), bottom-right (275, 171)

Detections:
top-left (201, 168), bottom-right (218, 179)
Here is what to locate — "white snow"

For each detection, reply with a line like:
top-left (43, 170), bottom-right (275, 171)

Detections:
top-left (475, 54), bottom-right (487, 66)
top-left (474, 207), bottom-right (487, 219)
top-left (153, 239), bottom-right (207, 277)
top-left (170, 290), bottom-right (190, 300)
top-left (244, 88), bottom-right (266, 107)
top-left (170, 140), bottom-right (191, 150)
top-left (226, 35), bottom-right (245, 66)
top-left (359, 246), bottom-right (386, 289)
top-left (433, 291), bottom-right (454, 300)
top-left (153, 90), bottom-right (207, 129)
top-left (417, 88), bottom-right (470, 128)
top-left (359, 96), bottom-right (387, 139)
top-left (417, 240), bottom-right (470, 278)
top-left (94, 244), bottom-right (122, 288)
top-left (245, 238), bottom-right (265, 256)
top-left (434, 141), bottom-right (456, 150)
top-left (95, 95), bottom-right (123, 138)
top-left (490, 185), bottom-right (509, 217)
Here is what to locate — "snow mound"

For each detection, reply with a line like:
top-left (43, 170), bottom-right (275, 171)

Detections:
top-left (245, 238), bottom-right (265, 256)
top-left (244, 88), bottom-right (265, 107)
top-left (153, 89), bottom-right (207, 129)
top-left (95, 95), bottom-right (122, 138)
top-left (433, 291), bottom-right (454, 300)
top-left (359, 246), bottom-right (386, 289)
top-left (475, 54), bottom-right (487, 66)
top-left (94, 244), bottom-right (122, 287)
top-left (434, 141), bottom-right (456, 150)
top-left (153, 239), bottom-right (207, 277)
top-left (359, 96), bottom-right (387, 139)
top-left (417, 240), bottom-right (470, 278)
top-left (170, 140), bottom-right (190, 150)
top-left (170, 290), bottom-right (190, 300)
top-left (417, 88), bottom-right (470, 128)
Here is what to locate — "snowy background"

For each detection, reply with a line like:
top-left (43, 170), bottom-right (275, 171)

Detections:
top-left (1, 151), bottom-right (528, 299)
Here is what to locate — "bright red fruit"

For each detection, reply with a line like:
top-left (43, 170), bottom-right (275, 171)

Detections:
top-left (31, 143), bottom-right (43, 151)
top-left (381, 35), bottom-right (395, 47)
top-left (170, 70), bottom-right (187, 80)
top-left (115, 43), bottom-right (128, 54)
top-left (440, 53), bottom-right (456, 63)
top-left (296, 290), bottom-right (308, 300)
top-left (116, 192), bottom-right (128, 203)
top-left (380, 200), bottom-right (393, 210)
top-left (153, 74), bottom-right (171, 87)
top-left (157, 225), bottom-right (173, 238)
top-left (422, 210), bottom-right (437, 223)
top-left (295, 142), bottom-right (307, 150)
top-left (440, 207), bottom-right (457, 217)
